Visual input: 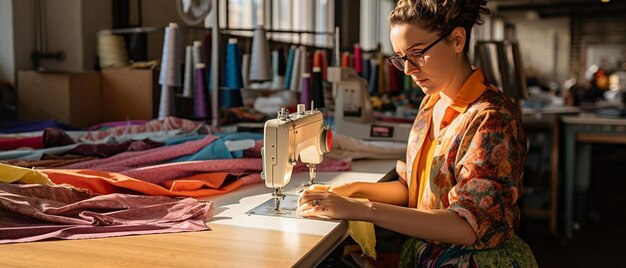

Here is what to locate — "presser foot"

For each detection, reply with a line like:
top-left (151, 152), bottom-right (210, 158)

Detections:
top-left (246, 194), bottom-right (300, 218)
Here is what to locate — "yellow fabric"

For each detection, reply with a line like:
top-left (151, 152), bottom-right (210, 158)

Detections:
top-left (347, 198), bottom-right (376, 260)
top-left (416, 127), bottom-right (436, 208)
top-left (348, 220), bottom-right (377, 260)
top-left (0, 163), bottom-right (53, 185)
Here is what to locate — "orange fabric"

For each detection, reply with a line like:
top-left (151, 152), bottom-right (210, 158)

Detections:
top-left (42, 169), bottom-right (245, 198)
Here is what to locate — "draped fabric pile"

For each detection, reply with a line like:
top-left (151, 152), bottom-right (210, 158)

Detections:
top-left (0, 117), bottom-right (353, 244)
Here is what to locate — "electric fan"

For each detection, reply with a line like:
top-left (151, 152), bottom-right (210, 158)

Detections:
top-left (176, 0), bottom-right (211, 26)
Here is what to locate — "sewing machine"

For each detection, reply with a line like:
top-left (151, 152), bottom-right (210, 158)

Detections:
top-left (328, 66), bottom-right (411, 142)
top-left (247, 104), bottom-right (332, 217)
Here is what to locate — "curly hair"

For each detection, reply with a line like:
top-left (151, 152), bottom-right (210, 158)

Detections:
top-left (388, 0), bottom-right (490, 52)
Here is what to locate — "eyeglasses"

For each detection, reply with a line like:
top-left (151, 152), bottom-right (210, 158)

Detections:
top-left (388, 31), bottom-right (452, 71)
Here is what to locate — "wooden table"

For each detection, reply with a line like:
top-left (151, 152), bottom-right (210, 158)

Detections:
top-left (0, 160), bottom-right (395, 268)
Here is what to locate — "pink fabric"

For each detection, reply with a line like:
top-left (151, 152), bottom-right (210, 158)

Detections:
top-left (77, 117), bottom-right (210, 142)
top-left (61, 135), bottom-right (218, 170)
top-left (0, 183), bottom-right (212, 244)
top-left (120, 158), bottom-right (351, 185)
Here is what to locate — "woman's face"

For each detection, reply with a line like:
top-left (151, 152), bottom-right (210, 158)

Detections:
top-left (390, 23), bottom-right (459, 96)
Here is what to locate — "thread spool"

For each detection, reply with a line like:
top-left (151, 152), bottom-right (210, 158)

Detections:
top-left (224, 38), bottom-right (244, 89)
top-left (362, 55), bottom-right (371, 80)
top-left (299, 73), bottom-right (312, 109)
top-left (242, 53), bottom-right (250, 87)
top-left (284, 46), bottom-right (296, 89)
top-left (354, 43), bottom-right (363, 75)
top-left (377, 53), bottom-right (386, 94)
top-left (192, 41), bottom-right (203, 66)
top-left (249, 25), bottom-right (271, 82)
top-left (222, 38), bottom-right (244, 108)
top-left (341, 52), bottom-right (351, 68)
top-left (289, 47), bottom-right (302, 91)
top-left (158, 22), bottom-right (181, 118)
top-left (195, 63), bottom-right (208, 118)
top-left (271, 50), bottom-right (285, 89)
top-left (183, 45), bottom-right (194, 97)
top-left (387, 60), bottom-right (399, 94)
top-left (98, 31), bottom-right (129, 69)
top-left (320, 50), bottom-right (328, 80)
top-left (368, 59), bottom-right (378, 94)
top-left (311, 67), bottom-right (324, 108)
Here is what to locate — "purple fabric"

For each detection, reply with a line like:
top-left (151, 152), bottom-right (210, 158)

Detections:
top-left (0, 119), bottom-right (78, 134)
top-left (0, 183), bottom-right (212, 244)
top-left (60, 135), bottom-right (218, 171)
top-left (43, 128), bottom-right (164, 157)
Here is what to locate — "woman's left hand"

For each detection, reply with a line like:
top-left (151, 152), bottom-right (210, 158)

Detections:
top-left (297, 186), bottom-right (369, 220)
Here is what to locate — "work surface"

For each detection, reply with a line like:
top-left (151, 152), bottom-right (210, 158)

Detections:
top-left (0, 159), bottom-right (395, 268)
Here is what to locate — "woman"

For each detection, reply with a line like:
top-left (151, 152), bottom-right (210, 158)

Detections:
top-left (297, 0), bottom-right (537, 266)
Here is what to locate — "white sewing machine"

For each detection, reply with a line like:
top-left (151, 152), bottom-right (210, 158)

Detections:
top-left (328, 66), bottom-right (411, 142)
top-left (247, 104), bottom-right (332, 217)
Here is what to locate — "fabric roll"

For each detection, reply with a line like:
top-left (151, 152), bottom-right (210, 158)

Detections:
top-left (354, 43), bottom-right (363, 75)
top-left (183, 45), bottom-right (194, 97)
top-left (301, 50), bottom-right (311, 81)
top-left (194, 63), bottom-right (208, 118)
top-left (284, 46), bottom-right (296, 89)
top-left (299, 73), bottom-right (312, 109)
top-left (311, 67), bottom-right (325, 108)
top-left (289, 47), bottom-right (303, 91)
top-left (249, 25), bottom-right (271, 82)
top-left (271, 50), bottom-right (285, 89)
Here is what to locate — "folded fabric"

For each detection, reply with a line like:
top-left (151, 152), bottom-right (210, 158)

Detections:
top-left (326, 132), bottom-right (407, 161)
top-left (75, 116), bottom-right (210, 143)
top-left (87, 120), bottom-right (148, 130)
top-left (0, 163), bottom-right (53, 185)
top-left (60, 135), bottom-right (218, 171)
top-left (3, 154), bottom-right (98, 169)
top-left (0, 144), bottom-right (79, 161)
top-left (120, 158), bottom-right (351, 185)
top-left (0, 136), bottom-right (43, 150)
top-left (0, 183), bottom-right (212, 244)
top-left (42, 169), bottom-right (247, 198)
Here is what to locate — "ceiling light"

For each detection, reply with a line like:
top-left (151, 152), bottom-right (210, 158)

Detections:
top-left (601, 0), bottom-right (610, 3)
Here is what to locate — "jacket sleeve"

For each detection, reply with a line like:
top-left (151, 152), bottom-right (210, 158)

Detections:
top-left (446, 106), bottom-right (527, 249)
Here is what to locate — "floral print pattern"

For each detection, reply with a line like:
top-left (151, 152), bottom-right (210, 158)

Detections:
top-left (396, 69), bottom-right (528, 249)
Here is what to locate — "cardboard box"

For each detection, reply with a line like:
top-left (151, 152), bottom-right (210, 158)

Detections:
top-left (101, 68), bottom-right (159, 121)
top-left (17, 71), bottom-right (102, 128)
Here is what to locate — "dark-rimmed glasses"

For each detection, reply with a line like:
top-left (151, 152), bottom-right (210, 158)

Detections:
top-left (388, 31), bottom-right (452, 71)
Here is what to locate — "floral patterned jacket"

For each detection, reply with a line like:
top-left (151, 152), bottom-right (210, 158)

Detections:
top-left (395, 69), bottom-right (527, 249)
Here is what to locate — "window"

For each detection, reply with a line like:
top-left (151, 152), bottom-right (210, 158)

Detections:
top-left (222, 0), bottom-right (335, 48)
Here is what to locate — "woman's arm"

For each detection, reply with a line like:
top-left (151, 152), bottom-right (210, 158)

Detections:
top-left (298, 190), bottom-right (476, 246)
top-left (330, 180), bottom-right (408, 206)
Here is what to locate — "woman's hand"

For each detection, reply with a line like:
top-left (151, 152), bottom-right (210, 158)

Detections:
top-left (297, 185), bottom-right (370, 220)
